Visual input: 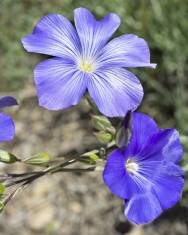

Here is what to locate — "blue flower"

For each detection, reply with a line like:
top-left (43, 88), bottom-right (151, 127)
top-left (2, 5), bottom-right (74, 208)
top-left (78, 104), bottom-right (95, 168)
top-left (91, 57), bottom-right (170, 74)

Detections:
top-left (103, 112), bottom-right (184, 224)
top-left (0, 96), bottom-right (17, 142)
top-left (21, 8), bottom-right (156, 117)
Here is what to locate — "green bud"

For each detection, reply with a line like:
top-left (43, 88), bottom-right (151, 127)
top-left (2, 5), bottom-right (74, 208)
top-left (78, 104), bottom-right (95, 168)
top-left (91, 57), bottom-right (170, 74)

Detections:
top-left (0, 150), bottom-right (19, 164)
top-left (91, 115), bottom-right (112, 131)
top-left (24, 153), bottom-right (50, 167)
top-left (95, 131), bottom-right (113, 144)
top-left (82, 150), bottom-right (100, 163)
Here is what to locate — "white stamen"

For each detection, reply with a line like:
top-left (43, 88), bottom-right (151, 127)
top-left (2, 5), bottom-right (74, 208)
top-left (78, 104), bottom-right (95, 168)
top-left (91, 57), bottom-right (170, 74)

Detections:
top-left (126, 159), bottom-right (139, 174)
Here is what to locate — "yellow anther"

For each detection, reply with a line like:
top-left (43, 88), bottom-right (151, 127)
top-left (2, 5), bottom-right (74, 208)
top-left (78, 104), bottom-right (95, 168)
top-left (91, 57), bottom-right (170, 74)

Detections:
top-left (79, 61), bottom-right (94, 73)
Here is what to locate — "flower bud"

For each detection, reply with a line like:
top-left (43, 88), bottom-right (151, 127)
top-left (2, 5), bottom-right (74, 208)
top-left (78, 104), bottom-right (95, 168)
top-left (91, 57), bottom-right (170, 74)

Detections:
top-left (95, 131), bottom-right (113, 144)
top-left (24, 153), bottom-right (50, 167)
top-left (0, 150), bottom-right (19, 164)
top-left (115, 111), bottom-right (132, 148)
top-left (81, 150), bottom-right (100, 164)
top-left (91, 115), bottom-right (112, 131)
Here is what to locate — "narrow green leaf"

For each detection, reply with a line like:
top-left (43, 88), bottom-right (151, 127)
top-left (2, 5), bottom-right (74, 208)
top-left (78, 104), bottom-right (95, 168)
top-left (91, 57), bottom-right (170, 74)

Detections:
top-left (0, 184), bottom-right (5, 202)
top-left (0, 202), bottom-right (4, 211)
top-left (0, 184), bottom-right (4, 195)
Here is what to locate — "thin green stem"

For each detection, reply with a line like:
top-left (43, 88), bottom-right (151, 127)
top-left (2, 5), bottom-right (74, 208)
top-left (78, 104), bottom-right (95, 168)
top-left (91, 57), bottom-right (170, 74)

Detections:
top-left (50, 166), bottom-right (96, 174)
top-left (85, 93), bottom-right (100, 115)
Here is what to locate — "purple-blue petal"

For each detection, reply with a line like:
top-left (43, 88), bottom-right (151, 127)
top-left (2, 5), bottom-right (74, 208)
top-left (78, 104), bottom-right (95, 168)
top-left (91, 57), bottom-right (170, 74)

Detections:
top-left (124, 191), bottom-right (162, 224)
top-left (128, 112), bottom-right (158, 155)
top-left (0, 113), bottom-right (15, 142)
top-left (103, 111), bottom-right (184, 224)
top-left (162, 129), bottom-right (183, 163)
top-left (74, 7), bottom-right (120, 58)
top-left (103, 149), bottom-right (152, 199)
top-left (138, 129), bottom-right (183, 163)
top-left (103, 149), bottom-right (130, 199)
top-left (151, 162), bottom-right (184, 210)
top-left (98, 34), bottom-right (156, 68)
top-left (87, 68), bottom-right (143, 117)
top-left (104, 148), bottom-right (184, 221)
top-left (127, 160), bottom-right (184, 212)
top-left (0, 96), bottom-right (18, 109)
top-left (21, 14), bottom-right (81, 60)
top-left (34, 57), bottom-right (87, 110)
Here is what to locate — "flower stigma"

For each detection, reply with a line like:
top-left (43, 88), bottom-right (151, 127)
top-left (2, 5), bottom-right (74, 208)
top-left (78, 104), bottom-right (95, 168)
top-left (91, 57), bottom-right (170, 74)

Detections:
top-left (79, 60), bottom-right (94, 73)
top-left (126, 159), bottom-right (139, 174)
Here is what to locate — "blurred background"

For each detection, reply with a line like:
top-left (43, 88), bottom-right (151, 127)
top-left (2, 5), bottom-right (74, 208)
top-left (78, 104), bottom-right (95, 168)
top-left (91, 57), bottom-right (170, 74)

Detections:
top-left (0, 0), bottom-right (188, 234)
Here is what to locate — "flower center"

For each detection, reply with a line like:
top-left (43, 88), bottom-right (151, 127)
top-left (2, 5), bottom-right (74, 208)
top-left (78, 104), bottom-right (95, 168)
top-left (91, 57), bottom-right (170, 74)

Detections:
top-left (79, 61), bottom-right (94, 73)
top-left (126, 159), bottom-right (139, 174)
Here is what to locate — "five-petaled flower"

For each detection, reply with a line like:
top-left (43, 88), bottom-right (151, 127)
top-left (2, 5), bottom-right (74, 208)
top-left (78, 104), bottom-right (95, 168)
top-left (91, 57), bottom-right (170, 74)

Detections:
top-left (103, 112), bottom-right (184, 224)
top-left (0, 96), bottom-right (17, 142)
top-left (21, 8), bottom-right (156, 117)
